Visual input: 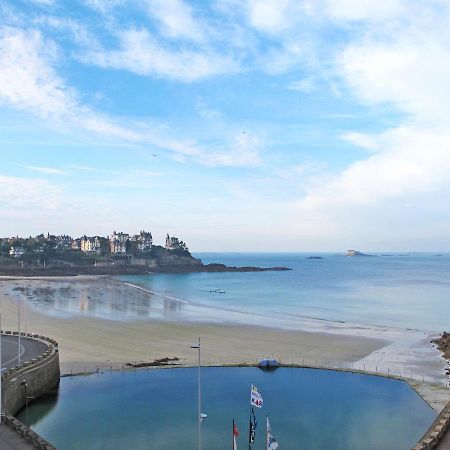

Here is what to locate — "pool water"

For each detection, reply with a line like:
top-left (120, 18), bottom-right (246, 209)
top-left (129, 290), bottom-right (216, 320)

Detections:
top-left (17, 367), bottom-right (435, 450)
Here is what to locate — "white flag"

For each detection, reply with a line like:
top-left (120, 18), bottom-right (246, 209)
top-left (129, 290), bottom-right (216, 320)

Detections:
top-left (250, 384), bottom-right (263, 408)
top-left (266, 417), bottom-right (279, 450)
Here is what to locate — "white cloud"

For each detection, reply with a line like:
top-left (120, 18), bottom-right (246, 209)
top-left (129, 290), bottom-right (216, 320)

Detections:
top-left (340, 30), bottom-right (450, 121)
top-left (301, 127), bottom-right (450, 210)
top-left (199, 132), bottom-right (262, 167)
top-left (0, 27), bottom-right (77, 116)
top-left (246, 0), bottom-right (298, 34)
top-left (322, 0), bottom-right (407, 22)
top-left (25, 165), bottom-right (69, 175)
top-left (287, 77), bottom-right (315, 93)
top-left (144, 0), bottom-right (205, 42)
top-left (0, 175), bottom-right (62, 211)
top-left (295, 2), bottom-right (450, 226)
top-left (196, 100), bottom-right (222, 119)
top-left (0, 26), bottom-right (259, 167)
top-left (342, 132), bottom-right (380, 151)
top-left (80, 28), bottom-right (239, 82)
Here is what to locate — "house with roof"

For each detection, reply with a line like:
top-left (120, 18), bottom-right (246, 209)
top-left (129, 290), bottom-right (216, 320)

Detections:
top-left (80, 236), bottom-right (101, 254)
top-left (110, 231), bottom-right (129, 254)
top-left (9, 245), bottom-right (25, 258)
top-left (132, 230), bottom-right (153, 252)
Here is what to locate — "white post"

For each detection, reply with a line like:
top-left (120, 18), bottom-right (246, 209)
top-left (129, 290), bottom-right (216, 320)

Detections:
top-left (18, 296), bottom-right (21, 366)
top-left (198, 337), bottom-right (201, 450)
top-left (191, 337), bottom-right (202, 450)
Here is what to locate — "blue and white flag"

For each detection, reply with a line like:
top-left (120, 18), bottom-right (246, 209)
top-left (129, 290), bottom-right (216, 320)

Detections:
top-left (250, 384), bottom-right (263, 408)
top-left (266, 416), bottom-right (279, 450)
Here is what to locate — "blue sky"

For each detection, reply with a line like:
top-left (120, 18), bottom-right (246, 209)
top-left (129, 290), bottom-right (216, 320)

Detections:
top-left (1, 0), bottom-right (450, 251)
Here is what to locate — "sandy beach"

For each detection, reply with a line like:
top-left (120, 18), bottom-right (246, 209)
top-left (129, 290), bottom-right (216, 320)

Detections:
top-left (0, 275), bottom-right (448, 409)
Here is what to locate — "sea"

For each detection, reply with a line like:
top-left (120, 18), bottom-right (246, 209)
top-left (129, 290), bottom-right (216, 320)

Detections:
top-left (110, 252), bottom-right (450, 333)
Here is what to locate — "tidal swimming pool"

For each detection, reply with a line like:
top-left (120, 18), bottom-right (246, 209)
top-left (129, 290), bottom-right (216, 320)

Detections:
top-left (17, 367), bottom-right (435, 450)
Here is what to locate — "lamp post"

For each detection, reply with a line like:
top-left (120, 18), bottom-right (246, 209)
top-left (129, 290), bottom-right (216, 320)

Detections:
top-left (190, 337), bottom-right (206, 450)
top-left (21, 380), bottom-right (28, 422)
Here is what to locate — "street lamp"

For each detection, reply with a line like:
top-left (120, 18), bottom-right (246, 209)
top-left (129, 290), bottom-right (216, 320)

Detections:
top-left (190, 337), bottom-right (206, 450)
top-left (21, 379), bottom-right (27, 421)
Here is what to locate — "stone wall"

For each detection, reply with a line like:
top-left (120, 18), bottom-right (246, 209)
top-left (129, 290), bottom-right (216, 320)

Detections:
top-left (1, 331), bottom-right (60, 449)
top-left (412, 400), bottom-right (450, 449)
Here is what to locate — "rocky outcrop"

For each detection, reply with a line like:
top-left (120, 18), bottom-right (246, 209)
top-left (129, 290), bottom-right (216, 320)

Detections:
top-left (432, 332), bottom-right (450, 361)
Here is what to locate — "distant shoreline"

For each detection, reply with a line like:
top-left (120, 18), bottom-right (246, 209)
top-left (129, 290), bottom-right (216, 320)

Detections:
top-left (0, 263), bottom-right (291, 277)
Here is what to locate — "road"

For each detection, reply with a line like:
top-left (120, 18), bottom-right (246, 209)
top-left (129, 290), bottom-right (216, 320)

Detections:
top-left (1, 335), bottom-right (48, 370)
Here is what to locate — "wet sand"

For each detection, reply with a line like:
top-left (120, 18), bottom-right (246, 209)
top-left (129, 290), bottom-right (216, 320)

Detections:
top-left (0, 276), bottom-right (385, 371)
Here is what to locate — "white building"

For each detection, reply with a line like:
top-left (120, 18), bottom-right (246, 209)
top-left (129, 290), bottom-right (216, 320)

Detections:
top-left (110, 231), bottom-right (129, 254)
top-left (132, 230), bottom-right (153, 252)
top-left (165, 234), bottom-right (180, 250)
top-left (80, 236), bottom-right (101, 254)
top-left (9, 245), bottom-right (25, 257)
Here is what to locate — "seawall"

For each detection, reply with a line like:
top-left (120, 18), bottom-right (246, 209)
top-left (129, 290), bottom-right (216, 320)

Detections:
top-left (1, 331), bottom-right (60, 449)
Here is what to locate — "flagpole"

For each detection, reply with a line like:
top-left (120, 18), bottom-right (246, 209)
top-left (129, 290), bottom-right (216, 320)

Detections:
top-left (248, 384), bottom-right (252, 450)
top-left (198, 337), bottom-right (201, 450)
top-left (232, 419), bottom-right (234, 450)
top-left (266, 416), bottom-right (269, 450)
top-left (190, 337), bottom-right (203, 450)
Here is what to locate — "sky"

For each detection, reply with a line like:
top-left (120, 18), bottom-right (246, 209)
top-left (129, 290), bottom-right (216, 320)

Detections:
top-left (1, 0), bottom-right (450, 252)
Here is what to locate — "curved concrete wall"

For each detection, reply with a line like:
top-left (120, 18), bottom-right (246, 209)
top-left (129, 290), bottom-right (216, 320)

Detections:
top-left (1, 332), bottom-right (60, 449)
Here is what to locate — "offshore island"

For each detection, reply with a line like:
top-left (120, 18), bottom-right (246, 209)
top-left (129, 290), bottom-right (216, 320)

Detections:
top-left (0, 230), bottom-right (290, 275)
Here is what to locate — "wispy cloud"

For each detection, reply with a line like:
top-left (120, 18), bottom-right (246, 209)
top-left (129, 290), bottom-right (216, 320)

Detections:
top-left (144, 0), bottom-right (206, 42)
top-left (0, 26), bottom-right (259, 168)
top-left (287, 78), bottom-right (316, 93)
top-left (79, 28), bottom-right (239, 82)
top-left (25, 165), bottom-right (69, 175)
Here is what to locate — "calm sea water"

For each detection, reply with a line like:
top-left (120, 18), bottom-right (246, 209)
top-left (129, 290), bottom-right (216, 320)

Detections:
top-left (113, 252), bottom-right (450, 332)
top-left (17, 367), bottom-right (435, 450)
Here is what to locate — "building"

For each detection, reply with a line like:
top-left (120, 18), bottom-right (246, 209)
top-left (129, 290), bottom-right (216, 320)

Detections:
top-left (132, 230), bottom-right (153, 252)
top-left (165, 234), bottom-right (180, 250)
top-left (110, 231), bottom-right (129, 254)
top-left (71, 238), bottom-right (81, 250)
top-left (9, 245), bottom-right (25, 258)
top-left (56, 235), bottom-right (72, 248)
top-left (80, 236), bottom-right (101, 254)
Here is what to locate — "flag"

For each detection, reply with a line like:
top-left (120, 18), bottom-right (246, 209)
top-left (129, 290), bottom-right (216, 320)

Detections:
top-left (248, 407), bottom-right (257, 445)
top-left (251, 408), bottom-right (257, 431)
top-left (266, 417), bottom-right (279, 450)
top-left (233, 419), bottom-right (239, 450)
top-left (250, 384), bottom-right (263, 408)
top-left (249, 418), bottom-right (255, 444)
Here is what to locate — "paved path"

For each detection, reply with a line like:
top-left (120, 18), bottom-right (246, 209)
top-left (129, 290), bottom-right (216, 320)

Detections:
top-left (0, 335), bottom-right (50, 449)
